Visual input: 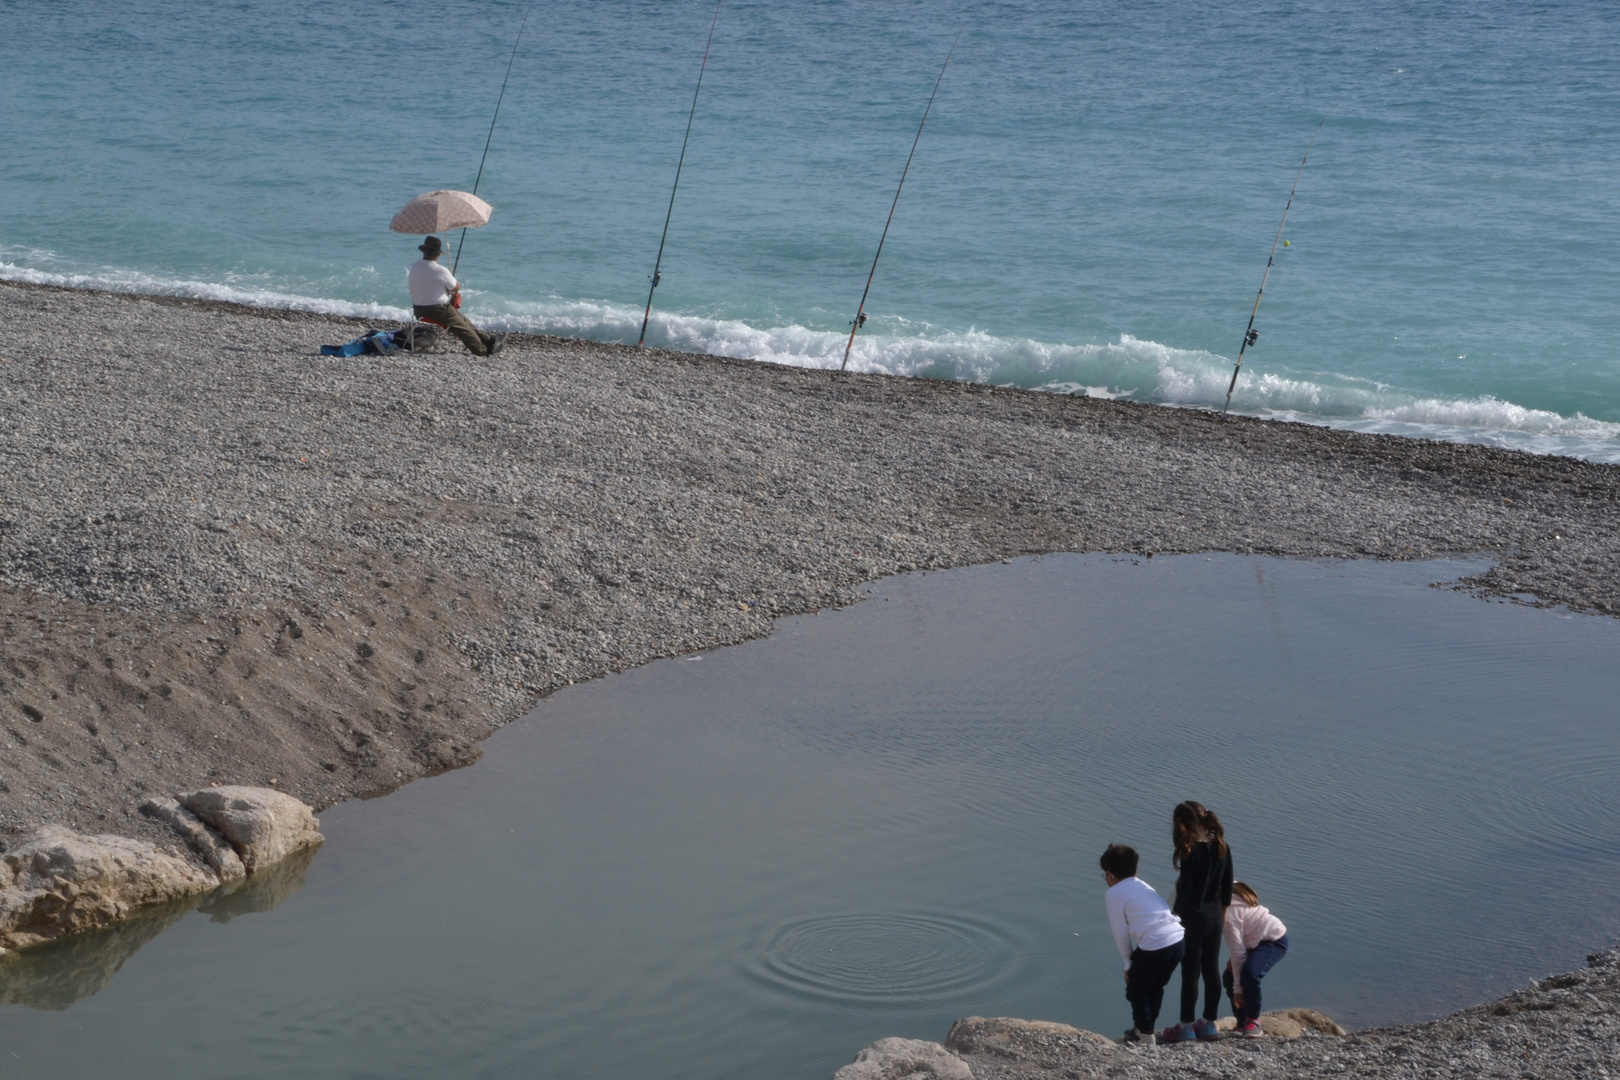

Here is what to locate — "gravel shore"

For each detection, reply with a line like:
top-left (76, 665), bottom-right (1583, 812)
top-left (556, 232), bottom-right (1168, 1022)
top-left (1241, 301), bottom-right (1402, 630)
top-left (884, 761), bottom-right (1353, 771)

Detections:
top-left (925, 946), bottom-right (1620, 1080)
top-left (2, 278), bottom-right (1618, 848)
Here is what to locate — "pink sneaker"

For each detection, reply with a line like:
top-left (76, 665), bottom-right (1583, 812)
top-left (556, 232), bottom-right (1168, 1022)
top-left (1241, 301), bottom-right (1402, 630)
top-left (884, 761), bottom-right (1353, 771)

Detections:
top-left (1157, 1022), bottom-right (1195, 1043)
top-left (1238, 1019), bottom-right (1264, 1039)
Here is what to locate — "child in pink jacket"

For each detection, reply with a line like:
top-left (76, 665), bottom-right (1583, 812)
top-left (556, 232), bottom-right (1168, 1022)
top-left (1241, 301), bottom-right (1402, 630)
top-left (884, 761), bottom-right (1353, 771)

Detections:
top-left (1222, 882), bottom-right (1288, 1038)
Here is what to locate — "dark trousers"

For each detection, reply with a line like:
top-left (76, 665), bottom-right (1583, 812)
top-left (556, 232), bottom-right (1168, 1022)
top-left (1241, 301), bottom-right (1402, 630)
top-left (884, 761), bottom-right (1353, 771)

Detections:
top-left (1179, 918), bottom-right (1223, 1023)
top-left (1125, 939), bottom-right (1184, 1034)
top-left (1223, 934), bottom-right (1288, 1023)
top-left (413, 303), bottom-right (493, 357)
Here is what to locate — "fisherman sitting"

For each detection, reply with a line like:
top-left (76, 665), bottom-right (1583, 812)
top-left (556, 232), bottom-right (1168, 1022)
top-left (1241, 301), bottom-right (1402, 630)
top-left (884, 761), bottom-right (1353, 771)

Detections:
top-left (408, 236), bottom-right (506, 357)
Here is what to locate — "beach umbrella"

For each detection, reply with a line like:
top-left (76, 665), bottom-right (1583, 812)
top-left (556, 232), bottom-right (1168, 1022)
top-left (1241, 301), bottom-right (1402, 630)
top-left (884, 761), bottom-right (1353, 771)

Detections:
top-left (389, 190), bottom-right (493, 234)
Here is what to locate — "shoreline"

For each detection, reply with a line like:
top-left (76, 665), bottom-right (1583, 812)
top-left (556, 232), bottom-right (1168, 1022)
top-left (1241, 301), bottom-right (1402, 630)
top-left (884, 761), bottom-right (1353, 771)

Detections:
top-left (2, 282), bottom-right (1619, 1021)
top-left (4, 277), bottom-right (1617, 834)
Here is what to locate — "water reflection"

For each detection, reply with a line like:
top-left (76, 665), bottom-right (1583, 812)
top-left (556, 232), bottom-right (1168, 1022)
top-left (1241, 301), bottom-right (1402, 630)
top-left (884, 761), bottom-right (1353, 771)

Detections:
top-left (0, 843), bottom-right (318, 1009)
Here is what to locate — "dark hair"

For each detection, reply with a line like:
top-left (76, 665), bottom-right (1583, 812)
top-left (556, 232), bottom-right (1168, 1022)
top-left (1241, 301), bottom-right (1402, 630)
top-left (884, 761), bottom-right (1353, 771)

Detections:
top-left (1099, 843), bottom-right (1139, 880)
top-left (1172, 801), bottom-right (1228, 867)
top-left (1232, 881), bottom-right (1260, 906)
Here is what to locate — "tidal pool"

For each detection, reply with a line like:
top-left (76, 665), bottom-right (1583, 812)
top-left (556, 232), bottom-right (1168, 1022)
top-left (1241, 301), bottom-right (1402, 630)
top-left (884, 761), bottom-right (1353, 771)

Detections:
top-left (3, 554), bottom-right (1618, 1079)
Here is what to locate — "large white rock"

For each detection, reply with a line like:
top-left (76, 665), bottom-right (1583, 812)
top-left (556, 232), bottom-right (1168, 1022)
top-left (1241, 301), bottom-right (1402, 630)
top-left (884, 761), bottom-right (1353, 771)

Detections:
top-left (178, 786), bottom-right (323, 873)
top-left (0, 826), bottom-right (219, 952)
top-left (832, 1038), bottom-right (972, 1080)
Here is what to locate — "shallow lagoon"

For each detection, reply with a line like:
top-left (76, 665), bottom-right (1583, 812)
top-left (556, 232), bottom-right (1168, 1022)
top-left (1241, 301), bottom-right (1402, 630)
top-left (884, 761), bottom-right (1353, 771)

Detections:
top-left (3, 554), bottom-right (1618, 1079)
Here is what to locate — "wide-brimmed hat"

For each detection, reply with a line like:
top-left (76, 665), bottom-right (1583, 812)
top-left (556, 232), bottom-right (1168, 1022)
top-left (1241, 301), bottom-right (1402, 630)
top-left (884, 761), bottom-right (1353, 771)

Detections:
top-left (418, 236), bottom-right (444, 257)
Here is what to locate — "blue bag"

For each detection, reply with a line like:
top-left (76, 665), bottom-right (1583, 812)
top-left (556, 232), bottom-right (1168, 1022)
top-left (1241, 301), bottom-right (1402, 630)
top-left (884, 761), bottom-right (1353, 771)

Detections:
top-left (320, 330), bottom-right (399, 357)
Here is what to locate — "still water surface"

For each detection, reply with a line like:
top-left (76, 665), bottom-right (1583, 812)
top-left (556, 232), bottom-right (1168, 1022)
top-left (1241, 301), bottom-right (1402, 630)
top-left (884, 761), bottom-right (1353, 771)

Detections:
top-left (2, 554), bottom-right (1618, 1078)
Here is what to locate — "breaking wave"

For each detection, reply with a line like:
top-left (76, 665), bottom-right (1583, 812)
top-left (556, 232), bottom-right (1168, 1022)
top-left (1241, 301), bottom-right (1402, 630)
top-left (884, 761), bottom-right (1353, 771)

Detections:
top-left (6, 256), bottom-right (1618, 463)
top-left (0, 254), bottom-right (411, 322)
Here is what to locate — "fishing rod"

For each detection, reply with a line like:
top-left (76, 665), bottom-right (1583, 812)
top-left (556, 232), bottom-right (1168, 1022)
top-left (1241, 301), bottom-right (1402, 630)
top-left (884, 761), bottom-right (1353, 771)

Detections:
top-left (1220, 111), bottom-right (1332, 414)
top-left (452, 0), bottom-right (538, 275)
top-left (638, 0), bottom-right (724, 348)
top-left (839, 31), bottom-right (962, 372)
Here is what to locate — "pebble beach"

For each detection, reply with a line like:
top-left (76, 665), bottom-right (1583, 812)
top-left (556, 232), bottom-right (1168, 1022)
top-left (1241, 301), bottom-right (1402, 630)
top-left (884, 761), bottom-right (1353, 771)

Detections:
top-left (852, 945), bottom-right (1620, 1080)
top-left (3, 280), bottom-right (1620, 1074)
top-left (5, 278), bottom-right (1620, 831)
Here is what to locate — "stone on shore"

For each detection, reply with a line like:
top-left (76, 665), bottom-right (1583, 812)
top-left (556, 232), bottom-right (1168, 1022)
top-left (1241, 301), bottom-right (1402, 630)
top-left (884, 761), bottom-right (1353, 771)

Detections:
top-left (1215, 1008), bottom-right (1347, 1038)
top-left (833, 1037), bottom-right (974, 1080)
top-left (945, 1017), bottom-right (1118, 1059)
top-left (141, 797), bottom-right (247, 881)
top-left (177, 786), bottom-right (323, 873)
top-left (1, 787), bottom-right (323, 957)
top-left (0, 826), bottom-right (219, 952)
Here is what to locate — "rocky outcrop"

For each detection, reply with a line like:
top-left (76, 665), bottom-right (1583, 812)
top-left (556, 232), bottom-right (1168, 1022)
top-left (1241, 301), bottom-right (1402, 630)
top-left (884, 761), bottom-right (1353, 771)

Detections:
top-left (833, 1038), bottom-right (973, 1080)
top-left (174, 786), bottom-right (322, 873)
top-left (0, 827), bottom-right (219, 952)
top-left (1, 787), bottom-right (323, 957)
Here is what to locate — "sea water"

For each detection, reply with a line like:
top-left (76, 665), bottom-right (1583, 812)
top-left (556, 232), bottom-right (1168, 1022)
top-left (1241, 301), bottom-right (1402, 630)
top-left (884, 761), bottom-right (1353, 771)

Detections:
top-left (2, 555), bottom-right (1619, 1078)
top-left (2, 0), bottom-right (1618, 459)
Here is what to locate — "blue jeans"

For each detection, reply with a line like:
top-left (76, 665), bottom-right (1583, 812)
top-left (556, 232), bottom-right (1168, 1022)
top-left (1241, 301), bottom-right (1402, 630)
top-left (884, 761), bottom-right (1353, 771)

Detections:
top-left (1222, 934), bottom-right (1288, 1023)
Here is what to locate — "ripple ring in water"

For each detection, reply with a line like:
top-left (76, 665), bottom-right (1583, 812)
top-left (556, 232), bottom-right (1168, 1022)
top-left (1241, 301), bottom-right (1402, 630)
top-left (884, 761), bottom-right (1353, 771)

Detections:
top-left (755, 912), bottom-right (1017, 1005)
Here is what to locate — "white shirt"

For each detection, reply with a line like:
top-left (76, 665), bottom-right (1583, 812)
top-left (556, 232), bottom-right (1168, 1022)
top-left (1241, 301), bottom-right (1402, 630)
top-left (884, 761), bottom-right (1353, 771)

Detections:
top-left (1106, 876), bottom-right (1185, 969)
top-left (1223, 897), bottom-right (1287, 974)
top-left (408, 258), bottom-right (458, 306)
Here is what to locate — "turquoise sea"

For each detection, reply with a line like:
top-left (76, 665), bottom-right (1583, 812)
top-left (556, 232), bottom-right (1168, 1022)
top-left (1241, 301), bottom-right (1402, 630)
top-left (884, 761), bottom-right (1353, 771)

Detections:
top-left (2, 0), bottom-right (1618, 459)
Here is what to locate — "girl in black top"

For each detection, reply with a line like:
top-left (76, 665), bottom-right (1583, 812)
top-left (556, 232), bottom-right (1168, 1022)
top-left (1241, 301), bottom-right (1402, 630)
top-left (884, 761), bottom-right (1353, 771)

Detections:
top-left (1162, 800), bottom-right (1234, 1042)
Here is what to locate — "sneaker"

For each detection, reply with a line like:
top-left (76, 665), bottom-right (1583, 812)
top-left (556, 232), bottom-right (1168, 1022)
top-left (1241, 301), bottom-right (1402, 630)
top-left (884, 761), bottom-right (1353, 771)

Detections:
top-left (1121, 1028), bottom-right (1156, 1046)
top-left (1193, 1017), bottom-right (1221, 1042)
top-left (1239, 1019), bottom-right (1264, 1039)
top-left (1157, 1022), bottom-right (1195, 1044)
top-left (486, 333), bottom-right (508, 356)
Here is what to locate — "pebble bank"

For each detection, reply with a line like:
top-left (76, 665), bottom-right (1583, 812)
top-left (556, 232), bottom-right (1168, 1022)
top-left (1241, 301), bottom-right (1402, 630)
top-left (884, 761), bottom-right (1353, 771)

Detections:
top-left (2, 278), bottom-right (1617, 846)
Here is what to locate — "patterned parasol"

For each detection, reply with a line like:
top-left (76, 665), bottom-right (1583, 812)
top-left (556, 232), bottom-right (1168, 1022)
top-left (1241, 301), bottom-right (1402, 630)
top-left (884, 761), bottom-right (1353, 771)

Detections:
top-left (388, 190), bottom-right (493, 234)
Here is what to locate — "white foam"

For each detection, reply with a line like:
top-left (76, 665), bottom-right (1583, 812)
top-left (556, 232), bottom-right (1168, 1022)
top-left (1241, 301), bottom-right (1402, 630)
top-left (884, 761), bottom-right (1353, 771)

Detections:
top-left (6, 257), bottom-right (1618, 463)
top-left (0, 259), bottom-right (411, 322)
top-left (496, 301), bottom-right (1620, 462)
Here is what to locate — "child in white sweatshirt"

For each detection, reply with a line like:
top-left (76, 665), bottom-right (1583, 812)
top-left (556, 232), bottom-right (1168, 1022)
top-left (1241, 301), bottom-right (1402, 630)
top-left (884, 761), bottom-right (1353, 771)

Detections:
top-left (1100, 843), bottom-right (1186, 1044)
top-left (1222, 881), bottom-right (1289, 1038)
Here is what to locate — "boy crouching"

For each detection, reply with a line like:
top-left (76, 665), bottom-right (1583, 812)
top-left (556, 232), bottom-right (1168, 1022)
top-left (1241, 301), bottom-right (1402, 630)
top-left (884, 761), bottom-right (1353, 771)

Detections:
top-left (1101, 843), bottom-right (1186, 1044)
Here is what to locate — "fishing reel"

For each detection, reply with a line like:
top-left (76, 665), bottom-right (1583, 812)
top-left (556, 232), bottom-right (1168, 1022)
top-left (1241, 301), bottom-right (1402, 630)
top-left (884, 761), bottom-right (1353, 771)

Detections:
top-left (1245, 328), bottom-right (1259, 347)
top-left (649, 271), bottom-right (661, 288)
top-left (851, 312), bottom-right (867, 329)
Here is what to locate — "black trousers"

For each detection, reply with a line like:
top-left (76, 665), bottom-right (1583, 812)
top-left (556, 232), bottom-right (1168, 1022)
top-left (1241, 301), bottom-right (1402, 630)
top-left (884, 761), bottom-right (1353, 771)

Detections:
top-left (1180, 918), bottom-right (1223, 1023)
top-left (1125, 939), bottom-right (1185, 1033)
